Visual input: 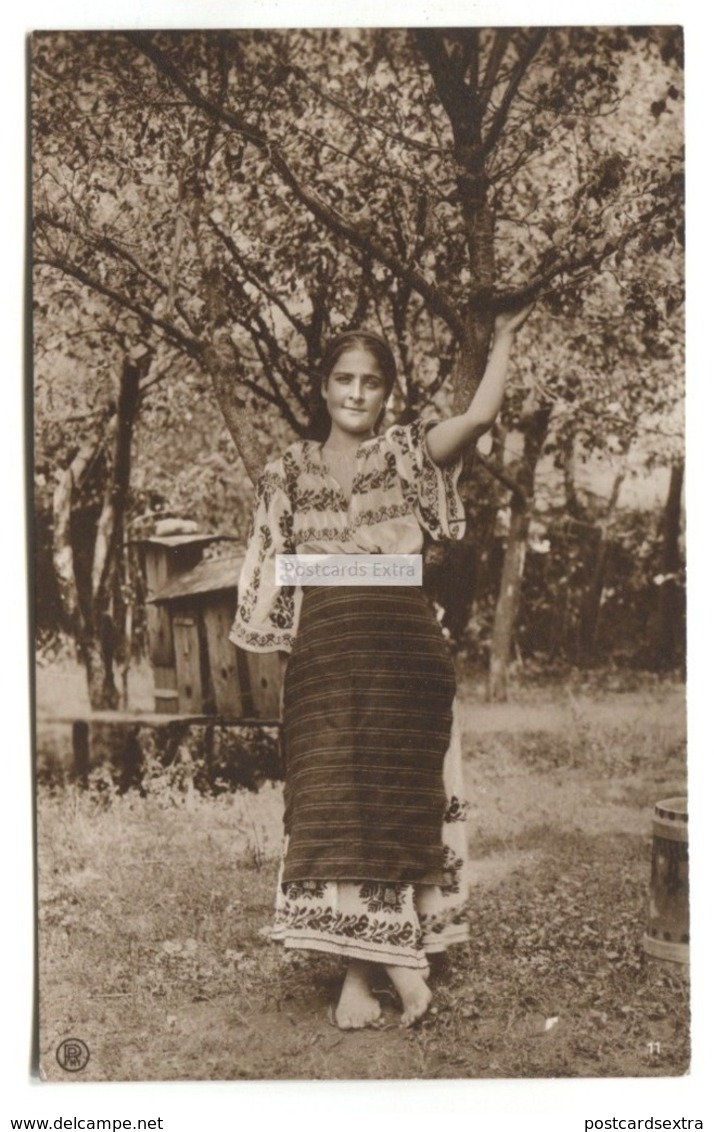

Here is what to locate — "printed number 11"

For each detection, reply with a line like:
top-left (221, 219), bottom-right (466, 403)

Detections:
top-left (647, 1041), bottom-right (661, 1055)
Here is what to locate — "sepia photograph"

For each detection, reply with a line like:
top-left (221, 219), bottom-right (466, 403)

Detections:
top-left (30, 24), bottom-right (688, 1084)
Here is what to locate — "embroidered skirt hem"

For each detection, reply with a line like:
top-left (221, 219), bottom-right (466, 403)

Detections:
top-left (272, 905), bottom-right (470, 970)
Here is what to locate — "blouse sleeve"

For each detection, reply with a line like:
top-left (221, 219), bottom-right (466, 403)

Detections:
top-left (383, 416), bottom-right (466, 541)
top-left (229, 459), bottom-right (300, 654)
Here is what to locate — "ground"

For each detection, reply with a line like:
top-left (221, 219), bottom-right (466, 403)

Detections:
top-left (36, 664), bottom-right (688, 1081)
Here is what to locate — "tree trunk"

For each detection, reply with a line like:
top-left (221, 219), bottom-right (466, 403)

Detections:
top-left (489, 491), bottom-right (530, 701)
top-left (83, 352), bottom-right (145, 709)
top-left (562, 423), bottom-right (588, 522)
top-left (81, 624), bottom-right (119, 712)
top-left (577, 530), bottom-right (609, 662)
top-left (438, 427), bottom-right (505, 642)
top-left (52, 350), bottom-right (147, 710)
top-left (204, 330), bottom-right (265, 485)
top-left (577, 461), bottom-right (628, 662)
top-left (52, 439), bottom-right (104, 635)
top-left (200, 247), bottom-right (266, 486)
top-left (488, 405), bottom-right (552, 701)
top-left (648, 458), bottom-right (684, 669)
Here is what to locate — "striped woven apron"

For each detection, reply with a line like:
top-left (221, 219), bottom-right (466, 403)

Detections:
top-left (281, 586), bottom-right (455, 884)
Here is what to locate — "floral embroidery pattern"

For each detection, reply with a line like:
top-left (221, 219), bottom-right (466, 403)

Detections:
top-left (283, 879), bottom-right (328, 901)
top-left (357, 882), bottom-right (408, 914)
top-left (441, 845), bottom-right (465, 896)
top-left (351, 465), bottom-right (397, 495)
top-left (294, 504), bottom-right (414, 546)
top-left (274, 903), bottom-right (420, 949)
top-left (443, 795), bottom-right (468, 823)
top-left (230, 416), bottom-right (465, 654)
top-left (272, 863), bottom-right (470, 963)
top-left (419, 906), bottom-right (469, 938)
top-left (232, 625), bottom-right (295, 650)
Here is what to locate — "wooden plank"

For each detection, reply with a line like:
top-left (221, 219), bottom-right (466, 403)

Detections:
top-left (147, 604), bottom-right (176, 668)
top-left (38, 710), bottom-right (249, 725)
top-left (172, 614), bottom-right (204, 715)
top-left (145, 544), bottom-right (193, 669)
top-left (203, 601), bottom-right (246, 716)
top-left (235, 647), bottom-right (255, 717)
top-left (248, 652), bottom-right (282, 719)
top-left (153, 665), bottom-right (179, 714)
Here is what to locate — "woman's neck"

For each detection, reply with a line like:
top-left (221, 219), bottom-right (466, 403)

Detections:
top-left (322, 427), bottom-right (373, 452)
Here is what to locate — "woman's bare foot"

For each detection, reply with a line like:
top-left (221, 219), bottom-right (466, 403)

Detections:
top-left (334, 960), bottom-right (382, 1029)
top-left (384, 964), bottom-right (433, 1027)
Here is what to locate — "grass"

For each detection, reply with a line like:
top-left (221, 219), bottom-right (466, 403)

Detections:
top-left (430, 832), bottom-right (689, 1079)
top-left (36, 682), bottom-right (689, 1081)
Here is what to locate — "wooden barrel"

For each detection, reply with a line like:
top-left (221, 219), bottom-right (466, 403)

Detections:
top-left (643, 796), bottom-right (689, 964)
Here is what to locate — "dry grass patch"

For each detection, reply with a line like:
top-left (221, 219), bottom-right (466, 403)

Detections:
top-left (37, 684), bottom-right (689, 1080)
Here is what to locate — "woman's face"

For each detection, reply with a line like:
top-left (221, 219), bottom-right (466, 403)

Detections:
top-left (322, 347), bottom-right (387, 439)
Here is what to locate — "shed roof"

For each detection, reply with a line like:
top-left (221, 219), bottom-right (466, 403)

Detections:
top-left (128, 533), bottom-right (239, 549)
top-left (150, 554), bottom-right (244, 604)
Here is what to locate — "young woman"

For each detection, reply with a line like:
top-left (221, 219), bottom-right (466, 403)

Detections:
top-left (230, 309), bottom-right (531, 1029)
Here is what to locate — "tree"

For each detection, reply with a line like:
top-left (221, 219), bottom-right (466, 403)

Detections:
top-left (32, 28), bottom-right (683, 700)
top-left (34, 276), bottom-right (155, 706)
top-left (647, 458), bottom-right (684, 669)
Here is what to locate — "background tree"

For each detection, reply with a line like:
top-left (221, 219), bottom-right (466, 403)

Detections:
top-left (32, 27), bottom-right (684, 701)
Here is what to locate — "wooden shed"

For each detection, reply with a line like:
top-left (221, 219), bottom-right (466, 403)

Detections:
top-left (150, 553), bottom-right (282, 720)
top-left (131, 534), bottom-right (232, 714)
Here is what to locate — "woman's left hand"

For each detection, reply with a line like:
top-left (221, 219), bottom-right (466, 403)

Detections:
top-left (494, 302), bottom-right (535, 338)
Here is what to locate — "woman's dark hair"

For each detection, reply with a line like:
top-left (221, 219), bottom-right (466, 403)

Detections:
top-left (306, 329), bottom-right (398, 442)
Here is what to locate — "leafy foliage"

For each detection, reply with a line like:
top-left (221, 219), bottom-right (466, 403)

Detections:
top-left (32, 28), bottom-right (684, 686)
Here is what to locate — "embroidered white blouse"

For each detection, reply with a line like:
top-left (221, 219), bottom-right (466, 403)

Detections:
top-left (229, 417), bottom-right (465, 654)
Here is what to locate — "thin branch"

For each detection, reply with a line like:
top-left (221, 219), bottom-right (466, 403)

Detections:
top-left (35, 211), bottom-right (203, 338)
top-left (491, 200), bottom-right (668, 312)
top-left (287, 117), bottom-right (436, 200)
top-left (482, 30), bottom-right (548, 156)
top-left (129, 32), bottom-right (463, 336)
top-left (292, 65), bottom-right (445, 157)
top-left (479, 29), bottom-right (512, 115)
top-left (35, 254), bottom-right (202, 358)
top-left (206, 215), bottom-right (309, 341)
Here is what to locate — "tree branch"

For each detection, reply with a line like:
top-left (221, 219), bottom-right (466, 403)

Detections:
top-left (482, 30), bottom-right (548, 157)
top-left (474, 450), bottom-right (528, 506)
top-left (412, 29), bottom-right (479, 142)
top-left (479, 29), bottom-right (512, 115)
top-left (130, 32), bottom-right (463, 336)
top-left (35, 209), bottom-right (203, 339)
top-left (291, 64), bottom-right (445, 156)
top-left (206, 214), bottom-right (310, 342)
top-left (35, 253), bottom-right (203, 358)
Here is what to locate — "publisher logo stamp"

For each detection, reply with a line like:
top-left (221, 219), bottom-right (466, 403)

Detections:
top-left (56, 1038), bottom-right (90, 1072)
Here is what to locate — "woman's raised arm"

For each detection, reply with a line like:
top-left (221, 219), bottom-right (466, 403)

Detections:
top-left (425, 305), bottom-right (534, 467)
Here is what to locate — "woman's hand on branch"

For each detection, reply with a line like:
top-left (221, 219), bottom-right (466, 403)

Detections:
top-left (494, 302), bottom-right (535, 339)
top-left (425, 301), bottom-right (536, 467)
